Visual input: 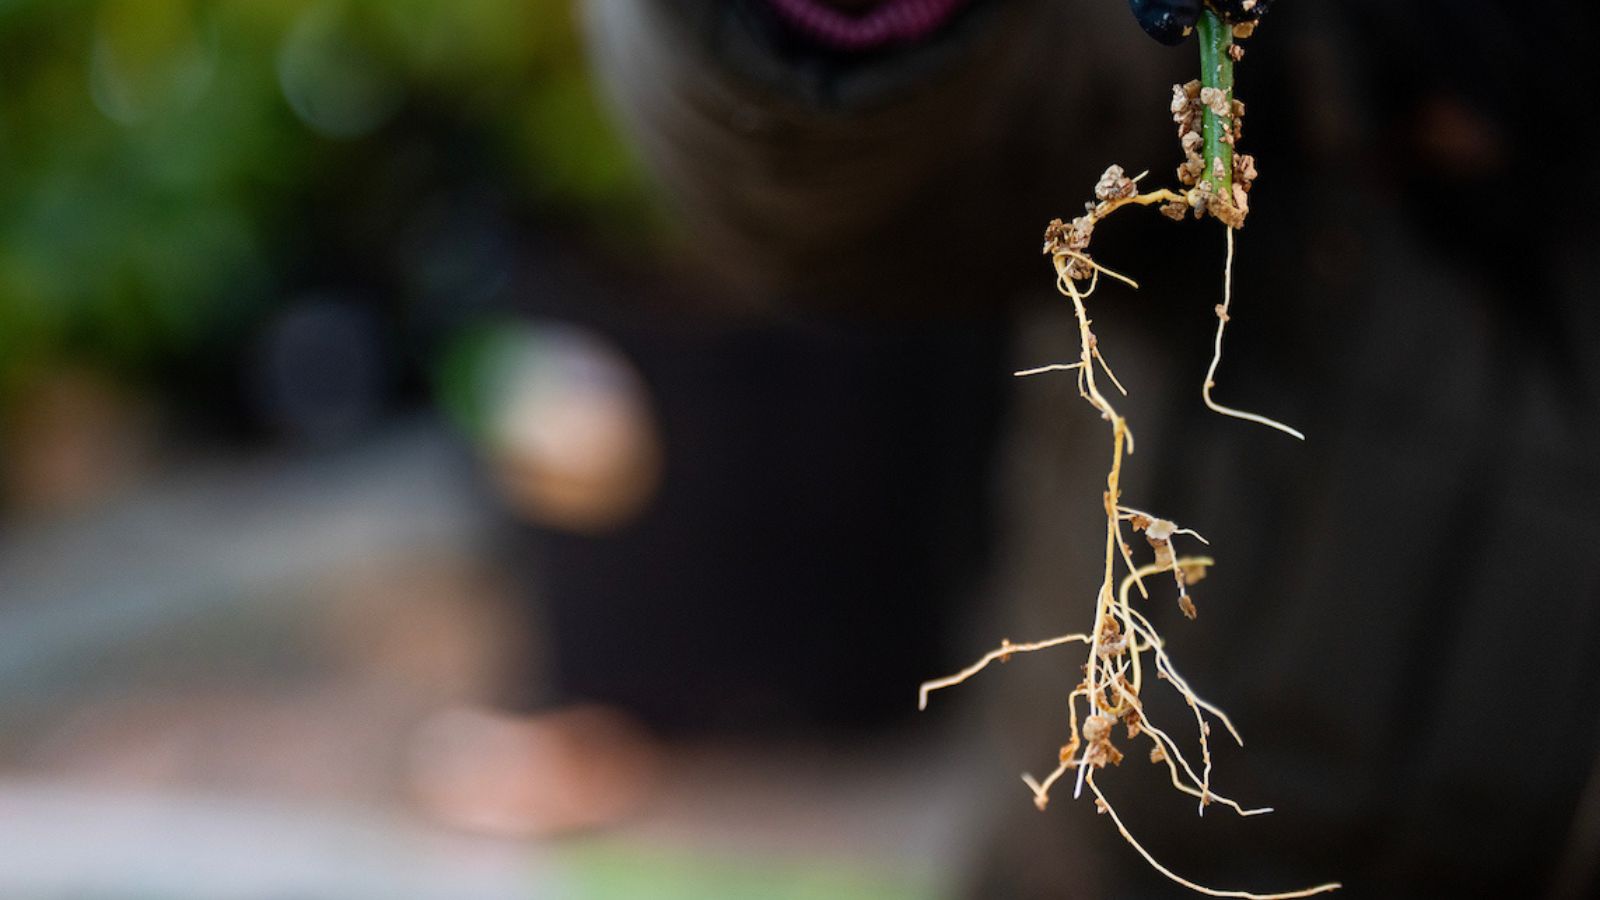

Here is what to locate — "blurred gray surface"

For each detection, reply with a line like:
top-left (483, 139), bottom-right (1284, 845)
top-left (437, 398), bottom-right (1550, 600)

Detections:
top-left (0, 424), bottom-right (487, 697)
top-left (0, 779), bottom-right (556, 900)
top-left (0, 423), bottom-right (987, 899)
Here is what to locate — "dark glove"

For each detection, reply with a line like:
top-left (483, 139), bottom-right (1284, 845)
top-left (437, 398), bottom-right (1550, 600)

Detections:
top-left (1128, 0), bottom-right (1275, 47)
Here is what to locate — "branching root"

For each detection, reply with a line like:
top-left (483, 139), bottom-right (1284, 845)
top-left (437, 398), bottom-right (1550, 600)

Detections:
top-left (919, 67), bottom-right (1333, 897)
top-left (919, 13), bottom-right (1334, 894)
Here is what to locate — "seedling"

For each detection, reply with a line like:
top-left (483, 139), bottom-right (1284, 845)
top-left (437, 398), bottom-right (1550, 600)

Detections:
top-left (919, 6), bottom-right (1337, 897)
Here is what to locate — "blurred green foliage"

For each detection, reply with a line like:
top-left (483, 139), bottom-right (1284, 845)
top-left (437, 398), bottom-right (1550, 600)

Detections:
top-left (0, 0), bottom-right (644, 405)
top-left (559, 842), bottom-right (940, 900)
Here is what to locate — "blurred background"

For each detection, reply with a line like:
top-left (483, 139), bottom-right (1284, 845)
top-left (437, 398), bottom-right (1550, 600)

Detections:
top-left (0, 1), bottom-right (981, 897)
top-left (3, 1), bottom-right (1599, 899)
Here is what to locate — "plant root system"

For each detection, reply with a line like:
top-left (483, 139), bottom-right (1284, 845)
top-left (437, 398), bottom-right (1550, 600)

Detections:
top-left (919, 8), bottom-right (1334, 897)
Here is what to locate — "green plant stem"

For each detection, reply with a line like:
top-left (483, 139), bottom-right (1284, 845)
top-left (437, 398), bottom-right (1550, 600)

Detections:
top-left (1196, 8), bottom-right (1233, 200)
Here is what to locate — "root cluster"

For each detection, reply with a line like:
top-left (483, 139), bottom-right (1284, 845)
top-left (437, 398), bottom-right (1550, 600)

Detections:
top-left (918, 20), bottom-right (1334, 894)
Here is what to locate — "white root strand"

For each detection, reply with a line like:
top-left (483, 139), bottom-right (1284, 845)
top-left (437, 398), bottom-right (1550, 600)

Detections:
top-left (1086, 772), bottom-right (1341, 899)
top-left (1202, 228), bottom-right (1306, 440)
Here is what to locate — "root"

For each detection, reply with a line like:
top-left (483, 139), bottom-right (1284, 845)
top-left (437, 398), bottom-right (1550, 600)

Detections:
top-left (1096, 345), bottom-right (1130, 397)
top-left (927, 231), bottom-right (1330, 894)
top-left (1014, 363), bottom-right (1086, 377)
top-left (1023, 762), bottom-right (1072, 811)
top-left (918, 632), bottom-right (1090, 711)
top-left (919, 9), bottom-right (1332, 895)
top-left (1118, 507), bottom-right (1210, 545)
top-left (1087, 773), bottom-right (1342, 900)
top-left (1064, 250), bottom-right (1141, 290)
top-left (1201, 228), bottom-right (1306, 440)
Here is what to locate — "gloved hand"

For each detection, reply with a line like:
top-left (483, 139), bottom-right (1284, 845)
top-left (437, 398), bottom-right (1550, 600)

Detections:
top-left (1128, 0), bottom-right (1275, 47)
